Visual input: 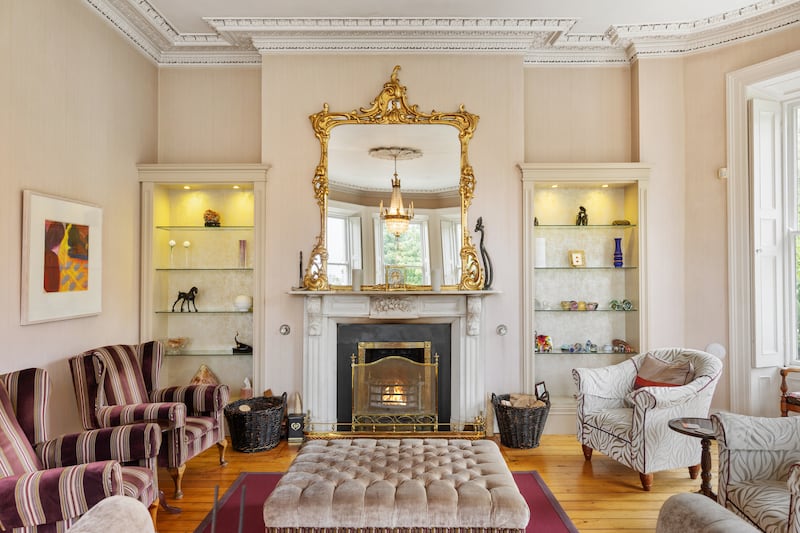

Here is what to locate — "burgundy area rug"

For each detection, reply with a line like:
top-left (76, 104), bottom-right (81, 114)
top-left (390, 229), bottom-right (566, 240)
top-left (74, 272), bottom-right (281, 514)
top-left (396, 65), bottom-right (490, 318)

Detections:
top-left (194, 471), bottom-right (578, 533)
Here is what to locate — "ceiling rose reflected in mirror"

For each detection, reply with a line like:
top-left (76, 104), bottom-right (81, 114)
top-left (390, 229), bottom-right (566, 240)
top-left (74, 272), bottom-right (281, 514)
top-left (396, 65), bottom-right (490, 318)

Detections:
top-left (371, 147), bottom-right (422, 237)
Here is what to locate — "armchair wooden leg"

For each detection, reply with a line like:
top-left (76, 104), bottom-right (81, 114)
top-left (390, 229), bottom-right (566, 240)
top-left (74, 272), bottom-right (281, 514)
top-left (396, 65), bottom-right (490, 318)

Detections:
top-left (217, 439), bottom-right (228, 466)
top-left (639, 472), bottom-right (653, 491)
top-left (689, 464), bottom-right (701, 479)
top-left (581, 444), bottom-right (593, 461)
top-left (168, 464), bottom-right (186, 499)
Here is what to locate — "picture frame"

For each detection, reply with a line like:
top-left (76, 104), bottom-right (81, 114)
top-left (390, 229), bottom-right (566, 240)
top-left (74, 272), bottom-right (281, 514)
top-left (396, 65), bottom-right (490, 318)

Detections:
top-left (568, 249), bottom-right (585, 267)
top-left (385, 265), bottom-right (406, 291)
top-left (21, 190), bottom-right (103, 325)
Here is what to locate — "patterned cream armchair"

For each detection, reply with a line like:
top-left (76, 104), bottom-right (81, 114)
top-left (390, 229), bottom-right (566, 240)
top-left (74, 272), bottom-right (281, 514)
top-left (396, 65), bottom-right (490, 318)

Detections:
top-left (712, 411), bottom-right (800, 533)
top-left (572, 347), bottom-right (722, 490)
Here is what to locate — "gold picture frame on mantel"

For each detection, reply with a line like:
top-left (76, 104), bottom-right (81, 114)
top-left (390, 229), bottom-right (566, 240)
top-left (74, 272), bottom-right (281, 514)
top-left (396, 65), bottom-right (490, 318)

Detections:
top-left (385, 266), bottom-right (406, 291)
top-left (302, 65), bottom-right (483, 291)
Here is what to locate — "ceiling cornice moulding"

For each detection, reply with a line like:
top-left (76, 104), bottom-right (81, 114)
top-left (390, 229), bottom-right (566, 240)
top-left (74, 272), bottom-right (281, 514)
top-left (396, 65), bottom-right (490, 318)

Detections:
top-left (82, 0), bottom-right (800, 66)
top-left (228, 17), bottom-right (575, 55)
top-left (613, 0), bottom-right (800, 61)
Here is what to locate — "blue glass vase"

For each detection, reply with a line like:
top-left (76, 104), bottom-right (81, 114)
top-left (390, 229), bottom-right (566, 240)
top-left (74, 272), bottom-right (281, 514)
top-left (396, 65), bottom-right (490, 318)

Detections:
top-left (613, 237), bottom-right (623, 268)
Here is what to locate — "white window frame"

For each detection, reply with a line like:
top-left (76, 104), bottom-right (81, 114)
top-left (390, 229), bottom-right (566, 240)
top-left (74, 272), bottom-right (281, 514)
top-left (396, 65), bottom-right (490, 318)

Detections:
top-left (327, 208), bottom-right (362, 285)
top-left (787, 99), bottom-right (800, 364)
top-left (726, 50), bottom-right (800, 415)
top-left (439, 216), bottom-right (462, 285)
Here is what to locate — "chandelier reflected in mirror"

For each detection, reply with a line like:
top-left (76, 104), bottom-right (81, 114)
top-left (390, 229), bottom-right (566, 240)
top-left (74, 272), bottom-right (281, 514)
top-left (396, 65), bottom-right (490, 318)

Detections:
top-left (371, 147), bottom-right (422, 237)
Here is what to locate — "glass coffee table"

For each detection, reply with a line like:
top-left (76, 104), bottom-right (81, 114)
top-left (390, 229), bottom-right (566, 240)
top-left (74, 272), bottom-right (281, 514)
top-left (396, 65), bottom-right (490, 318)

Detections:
top-left (668, 417), bottom-right (716, 499)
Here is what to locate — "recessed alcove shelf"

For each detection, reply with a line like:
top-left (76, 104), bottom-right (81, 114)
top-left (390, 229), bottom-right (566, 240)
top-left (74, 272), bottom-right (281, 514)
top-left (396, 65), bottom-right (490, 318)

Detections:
top-left (520, 162), bottom-right (650, 434)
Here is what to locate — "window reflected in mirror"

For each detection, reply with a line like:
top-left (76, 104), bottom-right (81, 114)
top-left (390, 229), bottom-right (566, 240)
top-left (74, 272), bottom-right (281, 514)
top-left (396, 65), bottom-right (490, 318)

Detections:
top-left (328, 202), bottom-right (463, 288)
top-left (375, 217), bottom-right (429, 285)
top-left (327, 208), bottom-right (362, 286)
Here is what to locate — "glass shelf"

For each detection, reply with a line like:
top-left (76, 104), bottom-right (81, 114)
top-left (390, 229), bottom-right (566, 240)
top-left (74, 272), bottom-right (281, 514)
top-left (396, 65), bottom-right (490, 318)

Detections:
top-left (165, 350), bottom-right (252, 357)
top-left (156, 225), bottom-right (254, 231)
top-left (535, 308), bottom-right (638, 313)
top-left (537, 351), bottom-right (640, 356)
top-left (535, 266), bottom-right (637, 270)
top-left (155, 310), bottom-right (252, 314)
top-left (534, 224), bottom-right (637, 229)
top-left (156, 267), bottom-right (253, 272)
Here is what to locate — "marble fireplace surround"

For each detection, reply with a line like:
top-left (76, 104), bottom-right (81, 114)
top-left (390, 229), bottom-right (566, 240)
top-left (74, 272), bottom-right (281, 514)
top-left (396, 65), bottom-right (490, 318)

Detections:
top-left (294, 291), bottom-right (491, 432)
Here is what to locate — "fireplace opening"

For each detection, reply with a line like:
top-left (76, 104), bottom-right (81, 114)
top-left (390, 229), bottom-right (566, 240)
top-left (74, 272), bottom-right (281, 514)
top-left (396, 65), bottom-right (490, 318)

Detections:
top-left (351, 342), bottom-right (438, 432)
top-left (336, 323), bottom-right (451, 431)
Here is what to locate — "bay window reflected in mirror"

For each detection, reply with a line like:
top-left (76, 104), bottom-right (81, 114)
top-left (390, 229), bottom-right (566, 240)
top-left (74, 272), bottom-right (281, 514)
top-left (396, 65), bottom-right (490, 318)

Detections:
top-left (327, 201), bottom-right (462, 289)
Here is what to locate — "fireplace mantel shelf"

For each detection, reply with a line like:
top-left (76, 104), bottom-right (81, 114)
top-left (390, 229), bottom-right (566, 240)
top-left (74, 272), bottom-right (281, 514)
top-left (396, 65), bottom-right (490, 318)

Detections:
top-left (288, 289), bottom-right (500, 296)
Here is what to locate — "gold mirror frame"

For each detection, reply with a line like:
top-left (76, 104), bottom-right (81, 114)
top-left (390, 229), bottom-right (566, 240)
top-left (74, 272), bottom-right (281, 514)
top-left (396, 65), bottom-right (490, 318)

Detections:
top-left (303, 65), bottom-right (483, 291)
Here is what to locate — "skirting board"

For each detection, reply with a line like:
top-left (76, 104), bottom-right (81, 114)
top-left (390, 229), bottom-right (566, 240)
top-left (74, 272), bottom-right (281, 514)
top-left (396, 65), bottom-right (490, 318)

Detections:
top-left (542, 396), bottom-right (578, 435)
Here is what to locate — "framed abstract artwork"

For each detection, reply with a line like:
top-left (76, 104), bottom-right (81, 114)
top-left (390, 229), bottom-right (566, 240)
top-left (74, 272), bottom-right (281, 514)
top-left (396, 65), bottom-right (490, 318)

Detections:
top-left (21, 190), bottom-right (103, 324)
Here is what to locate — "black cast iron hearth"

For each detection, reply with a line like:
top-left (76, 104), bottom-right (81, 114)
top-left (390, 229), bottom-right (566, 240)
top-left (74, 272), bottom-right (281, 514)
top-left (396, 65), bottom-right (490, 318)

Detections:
top-left (336, 323), bottom-right (451, 431)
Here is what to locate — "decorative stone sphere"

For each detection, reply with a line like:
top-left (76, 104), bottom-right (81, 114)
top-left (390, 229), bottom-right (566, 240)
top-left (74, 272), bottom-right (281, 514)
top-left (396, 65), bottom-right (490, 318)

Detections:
top-left (234, 295), bottom-right (252, 312)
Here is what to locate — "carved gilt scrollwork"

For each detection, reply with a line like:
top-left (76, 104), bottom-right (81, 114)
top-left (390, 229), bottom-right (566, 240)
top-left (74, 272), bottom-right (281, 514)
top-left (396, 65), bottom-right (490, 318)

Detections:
top-left (303, 65), bottom-right (482, 291)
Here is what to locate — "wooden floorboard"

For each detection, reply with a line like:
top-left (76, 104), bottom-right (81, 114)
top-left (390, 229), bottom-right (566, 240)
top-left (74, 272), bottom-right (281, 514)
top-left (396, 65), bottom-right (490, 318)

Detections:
top-left (155, 434), bottom-right (718, 533)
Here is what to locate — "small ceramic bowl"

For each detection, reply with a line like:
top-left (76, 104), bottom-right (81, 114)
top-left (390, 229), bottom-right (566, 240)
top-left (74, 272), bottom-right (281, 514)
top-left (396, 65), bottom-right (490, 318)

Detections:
top-left (586, 302), bottom-right (598, 311)
top-left (560, 300), bottom-right (571, 310)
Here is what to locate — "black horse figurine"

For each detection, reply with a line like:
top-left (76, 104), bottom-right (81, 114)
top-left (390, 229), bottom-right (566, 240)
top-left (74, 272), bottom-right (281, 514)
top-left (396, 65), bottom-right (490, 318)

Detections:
top-left (474, 217), bottom-right (494, 290)
top-left (172, 286), bottom-right (198, 312)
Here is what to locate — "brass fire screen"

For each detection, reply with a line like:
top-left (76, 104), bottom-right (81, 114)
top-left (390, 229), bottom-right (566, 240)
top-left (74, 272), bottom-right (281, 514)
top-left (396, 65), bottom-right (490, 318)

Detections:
top-left (351, 341), bottom-right (438, 432)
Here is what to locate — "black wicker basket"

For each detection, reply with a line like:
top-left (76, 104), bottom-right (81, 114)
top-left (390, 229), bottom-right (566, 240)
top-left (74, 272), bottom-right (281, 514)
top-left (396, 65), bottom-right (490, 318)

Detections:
top-left (491, 391), bottom-right (550, 449)
top-left (224, 392), bottom-right (286, 453)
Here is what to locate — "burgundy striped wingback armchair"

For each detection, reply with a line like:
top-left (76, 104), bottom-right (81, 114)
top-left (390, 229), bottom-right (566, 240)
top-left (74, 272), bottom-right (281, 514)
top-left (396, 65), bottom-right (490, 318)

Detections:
top-left (69, 341), bottom-right (230, 499)
top-left (0, 367), bottom-right (161, 532)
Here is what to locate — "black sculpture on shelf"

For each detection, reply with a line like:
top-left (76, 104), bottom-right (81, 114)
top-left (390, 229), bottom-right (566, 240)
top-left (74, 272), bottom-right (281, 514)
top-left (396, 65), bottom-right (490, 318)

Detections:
top-left (576, 206), bottom-right (588, 226)
top-left (172, 286), bottom-right (198, 312)
top-left (233, 332), bottom-right (253, 354)
top-left (474, 216), bottom-right (494, 290)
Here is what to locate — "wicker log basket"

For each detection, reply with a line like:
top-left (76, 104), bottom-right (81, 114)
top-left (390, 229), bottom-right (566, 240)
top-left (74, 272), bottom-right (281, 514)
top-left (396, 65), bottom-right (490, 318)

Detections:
top-left (224, 392), bottom-right (287, 453)
top-left (491, 386), bottom-right (550, 449)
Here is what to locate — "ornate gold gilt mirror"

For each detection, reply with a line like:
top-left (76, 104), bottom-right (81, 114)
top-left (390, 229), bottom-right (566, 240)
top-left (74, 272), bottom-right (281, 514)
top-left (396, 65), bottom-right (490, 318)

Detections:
top-left (303, 66), bottom-right (483, 291)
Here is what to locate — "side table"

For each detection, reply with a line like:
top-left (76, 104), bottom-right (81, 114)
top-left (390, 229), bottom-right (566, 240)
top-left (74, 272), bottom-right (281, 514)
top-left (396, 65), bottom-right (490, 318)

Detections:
top-left (668, 417), bottom-right (716, 499)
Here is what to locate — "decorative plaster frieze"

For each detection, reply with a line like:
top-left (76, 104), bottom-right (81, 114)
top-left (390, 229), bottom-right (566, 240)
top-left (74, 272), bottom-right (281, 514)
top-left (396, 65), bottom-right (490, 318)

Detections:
top-left (370, 296), bottom-right (419, 319)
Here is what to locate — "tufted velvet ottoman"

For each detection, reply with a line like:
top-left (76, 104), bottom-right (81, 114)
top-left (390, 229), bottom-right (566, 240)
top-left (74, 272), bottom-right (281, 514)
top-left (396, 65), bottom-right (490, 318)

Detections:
top-left (263, 438), bottom-right (529, 532)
